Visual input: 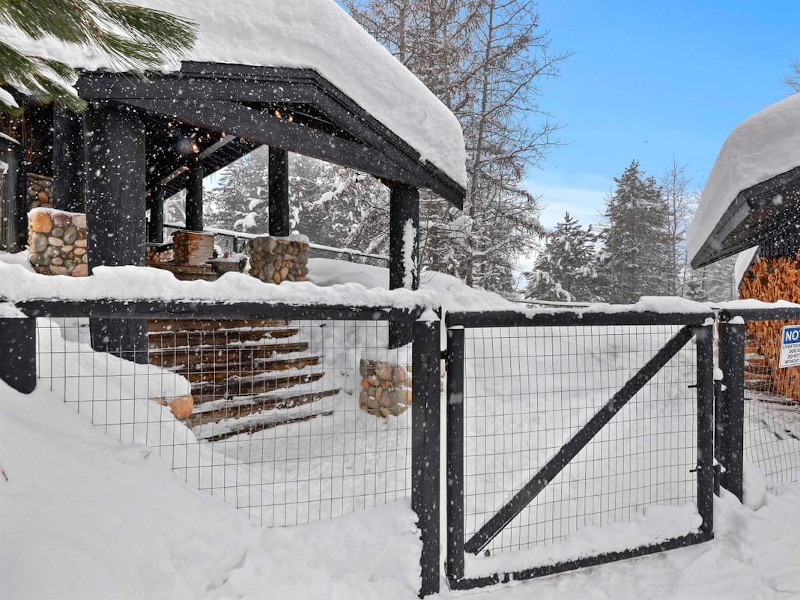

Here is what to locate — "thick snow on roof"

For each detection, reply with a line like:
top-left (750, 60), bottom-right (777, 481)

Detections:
top-left (687, 93), bottom-right (800, 264)
top-left (733, 246), bottom-right (759, 288)
top-left (0, 0), bottom-right (466, 187)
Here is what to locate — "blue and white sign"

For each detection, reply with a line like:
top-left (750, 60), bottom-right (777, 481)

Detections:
top-left (779, 325), bottom-right (800, 368)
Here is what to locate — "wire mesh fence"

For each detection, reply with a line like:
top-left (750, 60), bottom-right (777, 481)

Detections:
top-left (742, 318), bottom-right (800, 489)
top-left (456, 322), bottom-right (703, 571)
top-left (34, 314), bottom-right (413, 526)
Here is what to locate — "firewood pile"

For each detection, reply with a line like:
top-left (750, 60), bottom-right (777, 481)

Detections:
top-left (739, 253), bottom-right (800, 402)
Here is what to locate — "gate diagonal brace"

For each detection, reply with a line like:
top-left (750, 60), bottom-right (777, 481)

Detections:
top-left (463, 325), bottom-right (697, 555)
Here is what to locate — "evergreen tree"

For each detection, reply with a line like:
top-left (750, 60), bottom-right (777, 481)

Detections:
top-left (597, 160), bottom-right (674, 303)
top-left (526, 212), bottom-right (598, 301)
top-left (0, 0), bottom-right (196, 114)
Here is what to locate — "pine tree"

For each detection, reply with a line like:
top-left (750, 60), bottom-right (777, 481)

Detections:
top-left (0, 0), bottom-right (196, 114)
top-left (598, 160), bottom-right (674, 303)
top-left (526, 212), bottom-right (598, 301)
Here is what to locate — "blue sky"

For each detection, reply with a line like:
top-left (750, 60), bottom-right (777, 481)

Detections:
top-left (530, 0), bottom-right (800, 230)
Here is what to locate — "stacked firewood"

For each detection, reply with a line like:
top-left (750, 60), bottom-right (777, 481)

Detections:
top-left (739, 252), bottom-right (800, 402)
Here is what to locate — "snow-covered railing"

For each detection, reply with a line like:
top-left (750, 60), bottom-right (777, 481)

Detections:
top-left (163, 223), bottom-right (389, 266)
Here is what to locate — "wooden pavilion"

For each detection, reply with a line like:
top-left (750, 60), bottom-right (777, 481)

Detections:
top-left (2, 0), bottom-right (466, 354)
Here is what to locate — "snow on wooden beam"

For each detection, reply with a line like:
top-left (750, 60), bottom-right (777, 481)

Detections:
top-left (389, 183), bottom-right (419, 348)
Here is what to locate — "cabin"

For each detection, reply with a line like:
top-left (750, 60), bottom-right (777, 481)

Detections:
top-left (0, 0), bottom-right (465, 435)
top-left (688, 92), bottom-right (800, 401)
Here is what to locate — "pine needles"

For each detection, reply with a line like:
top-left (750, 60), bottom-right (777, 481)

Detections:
top-left (0, 0), bottom-right (197, 114)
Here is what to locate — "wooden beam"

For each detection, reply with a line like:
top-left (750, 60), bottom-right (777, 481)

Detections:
top-left (185, 161), bottom-right (204, 231)
top-left (268, 147), bottom-right (290, 236)
top-left (148, 187), bottom-right (165, 243)
top-left (389, 183), bottom-right (420, 290)
top-left (84, 105), bottom-right (148, 362)
top-left (52, 105), bottom-right (86, 212)
top-left (78, 68), bottom-right (465, 206)
top-left (118, 98), bottom-right (424, 191)
top-left (389, 183), bottom-right (419, 348)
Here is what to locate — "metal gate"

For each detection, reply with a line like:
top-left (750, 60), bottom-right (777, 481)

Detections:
top-left (444, 310), bottom-right (716, 590)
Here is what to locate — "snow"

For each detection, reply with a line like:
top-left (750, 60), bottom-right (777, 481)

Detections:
top-left (2, 255), bottom-right (800, 598)
top-left (687, 93), bottom-right (800, 264)
top-left (0, 0), bottom-right (466, 188)
top-left (3, 377), bottom-right (800, 599)
top-left (308, 257), bottom-right (520, 312)
top-left (0, 87), bottom-right (18, 109)
top-left (0, 261), bottom-right (440, 311)
top-left (0, 381), bottom-right (422, 600)
top-left (734, 246), bottom-right (759, 287)
top-left (0, 131), bottom-right (19, 145)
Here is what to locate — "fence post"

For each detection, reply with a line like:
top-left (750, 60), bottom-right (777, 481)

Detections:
top-left (0, 317), bottom-right (37, 393)
top-left (717, 314), bottom-right (746, 502)
top-left (445, 326), bottom-right (465, 584)
top-left (412, 316), bottom-right (441, 597)
top-left (695, 323), bottom-right (715, 537)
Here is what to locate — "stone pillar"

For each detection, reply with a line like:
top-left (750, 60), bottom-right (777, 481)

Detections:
top-left (248, 236), bottom-right (309, 284)
top-left (27, 208), bottom-right (89, 276)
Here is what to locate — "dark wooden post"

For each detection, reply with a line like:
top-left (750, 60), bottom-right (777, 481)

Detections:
top-left (13, 142), bottom-right (27, 251)
top-left (268, 147), bottom-right (290, 236)
top-left (389, 183), bottom-right (420, 347)
top-left (717, 319), bottom-right (746, 501)
top-left (85, 104), bottom-right (148, 363)
top-left (52, 104), bottom-right (85, 213)
top-left (148, 188), bottom-right (165, 243)
top-left (185, 162), bottom-right (204, 231)
top-left (0, 317), bottom-right (37, 394)
top-left (412, 317), bottom-right (441, 597)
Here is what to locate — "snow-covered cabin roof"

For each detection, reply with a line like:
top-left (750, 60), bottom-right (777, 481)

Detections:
top-left (1, 0), bottom-right (466, 191)
top-left (687, 93), bottom-right (800, 268)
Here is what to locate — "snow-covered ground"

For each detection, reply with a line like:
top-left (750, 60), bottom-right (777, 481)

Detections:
top-left (2, 380), bottom-right (799, 600)
top-left (2, 256), bottom-right (799, 598)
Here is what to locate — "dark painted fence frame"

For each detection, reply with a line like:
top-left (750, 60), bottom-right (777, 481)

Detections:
top-left (2, 300), bottom-right (791, 595)
top-left (444, 310), bottom-right (716, 590)
top-left (715, 306), bottom-right (800, 501)
top-left (0, 297), bottom-right (441, 597)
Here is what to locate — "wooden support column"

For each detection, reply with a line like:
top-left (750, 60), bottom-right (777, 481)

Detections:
top-left (268, 147), bottom-right (290, 236)
top-left (148, 188), bottom-right (165, 243)
top-left (388, 183), bottom-right (420, 348)
top-left (185, 162), bottom-right (204, 232)
top-left (85, 105), bottom-right (148, 363)
top-left (52, 104), bottom-right (86, 213)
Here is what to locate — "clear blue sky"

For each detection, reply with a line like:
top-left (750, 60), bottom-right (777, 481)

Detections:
top-left (530, 0), bottom-right (800, 230)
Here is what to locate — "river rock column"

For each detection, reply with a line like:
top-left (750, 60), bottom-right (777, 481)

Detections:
top-left (248, 235), bottom-right (309, 284)
top-left (27, 208), bottom-right (89, 276)
top-left (358, 359), bottom-right (412, 417)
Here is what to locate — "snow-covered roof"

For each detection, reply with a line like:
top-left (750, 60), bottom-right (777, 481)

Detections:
top-left (687, 93), bottom-right (800, 266)
top-left (0, 0), bottom-right (466, 188)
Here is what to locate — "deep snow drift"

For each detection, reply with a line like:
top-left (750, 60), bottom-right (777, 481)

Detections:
top-left (2, 380), bottom-right (799, 600)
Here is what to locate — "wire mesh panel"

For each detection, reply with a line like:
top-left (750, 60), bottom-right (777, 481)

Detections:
top-left (742, 318), bottom-right (800, 489)
top-left (34, 315), bottom-right (413, 526)
top-left (446, 316), bottom-right (713, 587)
